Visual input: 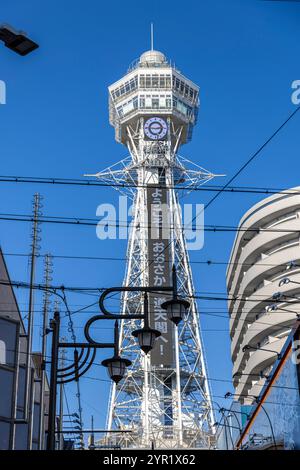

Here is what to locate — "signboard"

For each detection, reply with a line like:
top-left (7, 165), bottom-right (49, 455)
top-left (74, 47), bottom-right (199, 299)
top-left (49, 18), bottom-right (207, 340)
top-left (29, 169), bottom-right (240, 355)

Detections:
top-left (147, 184), bottom-right (174, 366)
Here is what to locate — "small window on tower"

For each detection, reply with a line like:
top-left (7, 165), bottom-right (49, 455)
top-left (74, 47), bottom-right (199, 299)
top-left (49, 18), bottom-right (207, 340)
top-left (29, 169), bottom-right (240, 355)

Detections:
top-left (152, 98), bottom-right (159, 108)
top-left (152, 75), bottom-right (159, 88)
top-left (159, 75), bottom-right (166, 88)
top-left (140, 96), bottom-right (145, 108)
top-left (140, 75), bottom-right (145, 88)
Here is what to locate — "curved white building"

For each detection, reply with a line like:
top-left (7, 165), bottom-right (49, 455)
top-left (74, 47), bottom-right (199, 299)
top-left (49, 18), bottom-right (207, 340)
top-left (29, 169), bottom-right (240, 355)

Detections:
top-left (227, 188), bottom-right (300, 403)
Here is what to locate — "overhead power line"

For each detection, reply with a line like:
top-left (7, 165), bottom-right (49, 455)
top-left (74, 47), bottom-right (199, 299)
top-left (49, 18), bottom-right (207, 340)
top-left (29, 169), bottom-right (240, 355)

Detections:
top-left (3, 251), bottom-right (298, 269)
top-left (1, 174), bottom-right (300, 197)
top-left (1, 211), bottom-right (300, 234)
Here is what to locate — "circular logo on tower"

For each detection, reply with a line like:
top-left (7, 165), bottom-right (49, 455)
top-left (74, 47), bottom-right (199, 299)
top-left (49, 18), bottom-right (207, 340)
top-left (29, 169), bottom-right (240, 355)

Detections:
top-left (144, 117), bottom-right (168, 140)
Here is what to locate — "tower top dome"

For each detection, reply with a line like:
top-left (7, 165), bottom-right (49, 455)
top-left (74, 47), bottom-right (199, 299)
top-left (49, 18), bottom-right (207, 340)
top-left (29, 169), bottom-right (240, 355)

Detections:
top-left (139, 50), bottom-right (167, 66)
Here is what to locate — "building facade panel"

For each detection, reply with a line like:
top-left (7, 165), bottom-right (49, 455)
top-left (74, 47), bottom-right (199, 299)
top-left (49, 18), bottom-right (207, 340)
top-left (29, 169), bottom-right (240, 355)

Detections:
top-left (227, 188), bottom-right (300, 402)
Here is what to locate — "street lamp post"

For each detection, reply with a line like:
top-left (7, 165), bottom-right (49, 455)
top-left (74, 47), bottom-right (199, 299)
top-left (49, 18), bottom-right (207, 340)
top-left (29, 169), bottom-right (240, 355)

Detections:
top-left (0, 24), bottom-right (38, 55)
top-left (45, 266), bottom-right (189, 450)
top-left (46, 313), bottom-right (131, 450)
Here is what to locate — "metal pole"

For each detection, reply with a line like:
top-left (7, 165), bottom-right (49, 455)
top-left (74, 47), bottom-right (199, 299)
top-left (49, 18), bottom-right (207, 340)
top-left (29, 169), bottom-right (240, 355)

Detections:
top-left (25, 193), bottom-right (42, 427)
top-left (59, 341), bottom-right (66, 450)
top-left (47, 311), bottom-right (60, 451)
top-left (39, 253), bottom-right (52, 449)
top-left (143, 293), bottom-right (150, 446)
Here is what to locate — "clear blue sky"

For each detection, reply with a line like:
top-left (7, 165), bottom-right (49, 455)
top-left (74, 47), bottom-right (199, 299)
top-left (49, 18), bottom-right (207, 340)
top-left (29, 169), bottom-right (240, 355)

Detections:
top-left (1, 0), bottom-right (300, 439)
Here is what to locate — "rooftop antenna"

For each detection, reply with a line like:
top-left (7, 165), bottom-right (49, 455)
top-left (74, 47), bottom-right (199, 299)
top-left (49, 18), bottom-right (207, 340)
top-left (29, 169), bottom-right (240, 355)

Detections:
top-left (150, 22), bottom-right (154, 51)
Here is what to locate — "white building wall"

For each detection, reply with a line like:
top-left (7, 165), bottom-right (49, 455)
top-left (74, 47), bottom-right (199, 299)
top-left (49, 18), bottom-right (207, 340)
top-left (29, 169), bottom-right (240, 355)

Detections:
top-left (227, 188), bottom-right (300, 403)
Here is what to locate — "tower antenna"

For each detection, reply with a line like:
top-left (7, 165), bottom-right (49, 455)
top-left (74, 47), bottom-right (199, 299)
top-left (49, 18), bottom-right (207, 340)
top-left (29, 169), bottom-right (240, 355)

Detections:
top-left (150, 23), bottom-right (154, 51)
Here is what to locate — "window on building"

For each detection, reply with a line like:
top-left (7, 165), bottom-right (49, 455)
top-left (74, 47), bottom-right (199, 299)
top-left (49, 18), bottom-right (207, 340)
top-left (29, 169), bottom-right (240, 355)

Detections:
top-left (0, 421), bottom-right (10, 450)
top-left (140, 75), bottom-right (145, 88)
top-left (140, 96), bottom-right (145, 108)
top-left (0, 340), bottom-right (5, 365)
top-left (152, 97), bottom-right (159, 109)
top-left (0, 318), bottom-right (17, 367)
top-left (159, 75), bottom-right (166, 88)
top-left (14, 423), bottom-right (28, 450)
top-left (0, 368), bottom-right (14, 418)
top-left (152, 75), bottom-right (159, 88)
top-left (16, 366), bottom-right (26, 419)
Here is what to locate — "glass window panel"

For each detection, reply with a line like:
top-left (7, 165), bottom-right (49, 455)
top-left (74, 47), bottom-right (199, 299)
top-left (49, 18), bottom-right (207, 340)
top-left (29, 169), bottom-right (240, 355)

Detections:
top-left (152, 75), bottom-right (159, 88)
top-left (0, 341), bottom-right (5, 364)
top-left (14, 423), bottom-right (28, 450)
top-left (159, 97), bottom-right (166, 108)
top-left (0, 368), bottom-right (14, 418)
top-left (32, 403), bottom-right (40, 442)
top-left (0, 318), bottom-right (17, 367)
top-left (16, 365), bottom-right (26, 418)
top-left (159, 76), bottom-right (165, 88)
top-left (0, 421), bottom-right (10, 450)
top-left (123, 100), bottom-right (134, 115)
top-left (133, 97), bottom-right (138, 109)
top-left (152, 98), bottom-right (159, 109)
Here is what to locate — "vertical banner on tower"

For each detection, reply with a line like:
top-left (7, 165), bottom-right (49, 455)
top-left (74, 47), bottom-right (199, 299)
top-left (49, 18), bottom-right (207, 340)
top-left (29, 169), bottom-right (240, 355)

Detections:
top-left (147, 184), bottom-right (174, 366)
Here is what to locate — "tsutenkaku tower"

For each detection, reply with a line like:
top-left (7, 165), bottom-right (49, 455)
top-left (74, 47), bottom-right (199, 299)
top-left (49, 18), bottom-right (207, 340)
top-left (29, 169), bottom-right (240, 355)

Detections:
top-left (89, 47), bottom-right (219, 449)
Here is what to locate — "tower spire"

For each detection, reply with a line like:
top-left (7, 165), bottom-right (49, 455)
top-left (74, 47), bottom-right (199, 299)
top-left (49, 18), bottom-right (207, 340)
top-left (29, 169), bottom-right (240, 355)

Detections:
top-left (150, 22), bottom-right (154, 51)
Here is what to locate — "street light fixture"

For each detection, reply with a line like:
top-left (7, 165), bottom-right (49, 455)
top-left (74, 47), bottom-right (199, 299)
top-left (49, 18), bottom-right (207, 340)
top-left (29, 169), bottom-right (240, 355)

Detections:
top-left (132, 293), bottom-right (161, 354)
top-left (161, 265), bottom-right (190, 325)
top-left (0, 24), bottom-right (38, 56)
top-left (101, 321), bottom-right (131, 382)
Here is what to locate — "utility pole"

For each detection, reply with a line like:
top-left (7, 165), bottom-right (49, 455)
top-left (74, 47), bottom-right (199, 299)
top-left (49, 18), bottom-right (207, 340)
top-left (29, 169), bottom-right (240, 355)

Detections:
top-left (39, 253), bottom-right (53, 449)
top-left (59, 341), bottom-right (66, 450)
top-left (88, 416), bottom-right (95, 450)
top-left (47, 311), bottom-right (60, 451)
top-left (25, 193), bottom-right (42, 445)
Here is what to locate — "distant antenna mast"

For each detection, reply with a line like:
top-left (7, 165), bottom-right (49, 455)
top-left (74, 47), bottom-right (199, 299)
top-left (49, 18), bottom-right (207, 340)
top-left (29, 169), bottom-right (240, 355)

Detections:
top-left (150, 23), bottom-right (154, 51)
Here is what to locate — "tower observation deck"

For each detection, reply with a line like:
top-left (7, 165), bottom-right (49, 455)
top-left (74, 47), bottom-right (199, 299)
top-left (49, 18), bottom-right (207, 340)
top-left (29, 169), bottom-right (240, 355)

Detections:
top-left (88, 47), bottom-right (219, 449)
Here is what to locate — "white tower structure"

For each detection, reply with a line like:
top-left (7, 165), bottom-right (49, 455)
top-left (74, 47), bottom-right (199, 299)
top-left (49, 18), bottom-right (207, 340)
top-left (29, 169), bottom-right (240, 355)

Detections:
top-left (89, 47), bottom-right (219, 449)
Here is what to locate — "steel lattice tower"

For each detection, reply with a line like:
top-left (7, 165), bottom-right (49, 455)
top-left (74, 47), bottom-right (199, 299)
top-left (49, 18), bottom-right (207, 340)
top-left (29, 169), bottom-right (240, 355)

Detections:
top-left (88, 48), bottom-right (220, 449)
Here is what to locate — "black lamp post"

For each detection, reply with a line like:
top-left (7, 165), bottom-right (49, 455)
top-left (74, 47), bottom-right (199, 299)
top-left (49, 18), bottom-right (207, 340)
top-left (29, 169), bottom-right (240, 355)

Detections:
top-left (46, 312), bottom-right (131, 450)
top-left (46, 265), bottom-right (189, 450)
top-left (0, 24), bottom-right (38, 56)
